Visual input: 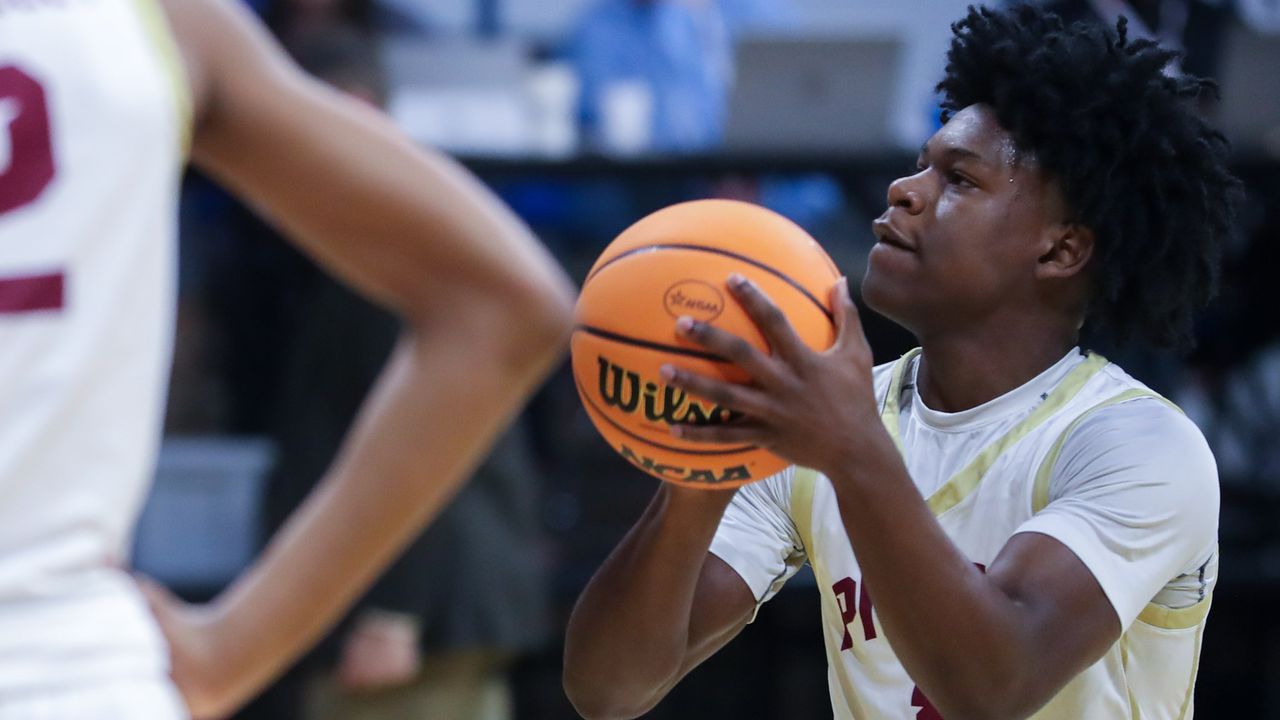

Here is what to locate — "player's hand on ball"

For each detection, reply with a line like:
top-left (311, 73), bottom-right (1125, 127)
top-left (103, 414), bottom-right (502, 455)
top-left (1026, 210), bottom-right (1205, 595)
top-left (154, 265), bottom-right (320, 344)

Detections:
top-left (662, 274), bottom-right (879, 476)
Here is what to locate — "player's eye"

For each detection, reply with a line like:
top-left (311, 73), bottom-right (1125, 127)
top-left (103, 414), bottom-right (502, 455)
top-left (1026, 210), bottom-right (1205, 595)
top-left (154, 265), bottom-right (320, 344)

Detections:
top-left (947, 171), bottom-right (975, 188)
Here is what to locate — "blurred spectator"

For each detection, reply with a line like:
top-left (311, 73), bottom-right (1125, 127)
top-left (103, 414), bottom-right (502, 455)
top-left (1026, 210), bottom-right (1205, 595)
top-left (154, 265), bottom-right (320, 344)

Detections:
top-left (567, 0), bottom-right (792, 153)
top-left (261, 277), bottom-right (550, 720)
top-left (1034, 0), bottom-right (1233, 78)
top-left (256, 271), bottom-right (551, 720)
top-left (227, 25), bottom-right (551, 720)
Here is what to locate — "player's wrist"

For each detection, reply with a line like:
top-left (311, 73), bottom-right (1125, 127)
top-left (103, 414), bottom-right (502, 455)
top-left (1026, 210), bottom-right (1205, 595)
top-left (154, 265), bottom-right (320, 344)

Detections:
top-left (821, 428), bottom-right (903, 495)
top-left (661, 482), bottom-right (738, 513)
top-left (652, 484), bottom-right (738, 542)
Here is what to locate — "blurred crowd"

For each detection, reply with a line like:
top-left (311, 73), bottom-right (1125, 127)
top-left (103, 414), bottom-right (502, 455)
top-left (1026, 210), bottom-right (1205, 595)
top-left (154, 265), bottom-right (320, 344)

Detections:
top-left (150, 1), bottom-right (1280, 718)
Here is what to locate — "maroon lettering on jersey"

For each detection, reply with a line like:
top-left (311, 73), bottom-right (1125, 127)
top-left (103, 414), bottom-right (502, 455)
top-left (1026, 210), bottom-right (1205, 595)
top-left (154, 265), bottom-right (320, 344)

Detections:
top-left (0, 270), bottom-right (64, 313)
top-left (859, 579), bottom-right (876, 641)
top-left (0, 65), bottom-right (55, 216)
top-left (832, 576), bottom-right (879, 649)
top-left (832, 577), bottom-right (858, 651)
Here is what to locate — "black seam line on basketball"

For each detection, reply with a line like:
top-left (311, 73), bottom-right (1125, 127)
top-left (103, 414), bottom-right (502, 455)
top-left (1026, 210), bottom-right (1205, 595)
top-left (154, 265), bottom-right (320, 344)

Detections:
top-left (577, 325), bottom-right (731, 363)
top-left (584, 243), bottom-right (835, 324)
top-left (573, 376), bottom-right (758, 456)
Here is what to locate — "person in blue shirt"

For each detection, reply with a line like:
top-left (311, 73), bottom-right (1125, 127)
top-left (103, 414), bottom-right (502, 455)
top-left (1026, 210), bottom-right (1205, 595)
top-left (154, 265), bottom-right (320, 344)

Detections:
top-left (568, 0), bottom-right (790, 152)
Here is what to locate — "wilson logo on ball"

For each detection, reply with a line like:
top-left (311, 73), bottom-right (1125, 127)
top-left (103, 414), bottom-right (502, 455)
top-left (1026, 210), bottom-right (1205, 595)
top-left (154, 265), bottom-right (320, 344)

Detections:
top-left (663, 280), bottom-right (724, 322)
top-left (618, 443), bottom-right (752, 485)
top-left (597, 356), bottom-right (741, 425)
top-left (571, 199), bottom-right (839, 489)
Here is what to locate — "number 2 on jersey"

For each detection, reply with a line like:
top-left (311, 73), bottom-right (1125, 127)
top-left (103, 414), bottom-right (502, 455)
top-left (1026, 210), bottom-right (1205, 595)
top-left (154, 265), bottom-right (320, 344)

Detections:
top-left (0, 65), bottom-right (55, 215)
top-left (0, 64), bottom-right (63, 315)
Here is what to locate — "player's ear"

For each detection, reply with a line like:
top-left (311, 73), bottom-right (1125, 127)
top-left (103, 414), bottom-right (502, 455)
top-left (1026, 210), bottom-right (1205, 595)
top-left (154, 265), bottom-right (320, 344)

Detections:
top-left (1035, 221), bottom-right (1094, 281)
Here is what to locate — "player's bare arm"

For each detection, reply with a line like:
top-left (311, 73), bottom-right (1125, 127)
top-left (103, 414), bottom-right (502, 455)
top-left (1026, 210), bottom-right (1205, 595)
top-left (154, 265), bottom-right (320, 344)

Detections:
top-left (139, 0), bottom-right (575, 716)
top-left (664, 277), bottom-right (1119, 720)
top-left (562, 485), bottom-right (755, 719)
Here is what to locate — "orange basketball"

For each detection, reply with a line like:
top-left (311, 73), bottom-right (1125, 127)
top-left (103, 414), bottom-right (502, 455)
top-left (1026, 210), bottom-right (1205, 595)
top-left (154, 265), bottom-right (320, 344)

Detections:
top-left (571, 199), bottom-right (840, 489)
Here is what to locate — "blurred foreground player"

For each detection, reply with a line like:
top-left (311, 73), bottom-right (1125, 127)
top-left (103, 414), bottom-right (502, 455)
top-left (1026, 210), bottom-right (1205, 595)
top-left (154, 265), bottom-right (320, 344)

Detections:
top-left (0, 0), bottom-right (574, 718)
top-left (565, 6), bottom-right (1240, 719)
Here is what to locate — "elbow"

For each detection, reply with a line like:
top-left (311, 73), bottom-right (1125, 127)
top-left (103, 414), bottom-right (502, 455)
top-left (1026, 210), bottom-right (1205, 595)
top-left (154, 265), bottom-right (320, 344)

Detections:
top-left (488, 269), bottom-right (574, 373)
top-left (562, 686), bottom-right (626, 720)
top-left (925, 673), bottom-right (1044, 720)
top-left (933, 701), bottom-right (1013, 720)
top-left (562, 640), bottom-right (668, 720)
top-left (562, 672), bottom-right (654, 720)
top-left (174, 670), bottom-right (241, 720)
top-left (509, 266), bottom-right (576, 357)
top-left (409, 263), bottom-right (575, 373)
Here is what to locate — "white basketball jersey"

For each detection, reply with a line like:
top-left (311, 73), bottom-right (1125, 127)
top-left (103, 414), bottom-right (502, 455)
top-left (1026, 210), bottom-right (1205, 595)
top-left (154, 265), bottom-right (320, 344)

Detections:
top-left (712, 349), bottom-right (1218, 719)
top-left (0, 0), bottom-right (188, 692)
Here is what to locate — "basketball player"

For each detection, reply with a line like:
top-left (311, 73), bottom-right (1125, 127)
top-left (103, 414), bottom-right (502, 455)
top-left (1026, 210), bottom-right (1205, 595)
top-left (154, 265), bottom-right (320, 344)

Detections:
top-left (0, 0), bottom-right (573, 717)
top-left (564, 6), bottom-right (1240, 719)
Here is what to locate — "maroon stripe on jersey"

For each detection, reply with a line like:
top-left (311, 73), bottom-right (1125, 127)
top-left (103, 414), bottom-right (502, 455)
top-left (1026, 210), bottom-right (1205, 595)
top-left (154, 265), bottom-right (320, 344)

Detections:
top-left (0, 271), bottom-right (64, 313)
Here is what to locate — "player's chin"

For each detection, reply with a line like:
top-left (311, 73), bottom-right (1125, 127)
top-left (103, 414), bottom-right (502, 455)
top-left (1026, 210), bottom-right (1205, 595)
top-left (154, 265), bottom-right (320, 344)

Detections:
top-left (861, 252), bottom-right (911, 319)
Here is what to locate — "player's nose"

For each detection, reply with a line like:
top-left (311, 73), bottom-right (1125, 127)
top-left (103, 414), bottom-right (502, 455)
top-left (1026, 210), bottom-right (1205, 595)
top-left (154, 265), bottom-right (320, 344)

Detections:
top-left (886, 175), bottom-right (926, 216)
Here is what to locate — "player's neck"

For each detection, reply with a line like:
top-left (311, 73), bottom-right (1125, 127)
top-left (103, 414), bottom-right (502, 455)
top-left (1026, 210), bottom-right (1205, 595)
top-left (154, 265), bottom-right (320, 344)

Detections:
top-left (914, 327), bottom-right (1078, 414)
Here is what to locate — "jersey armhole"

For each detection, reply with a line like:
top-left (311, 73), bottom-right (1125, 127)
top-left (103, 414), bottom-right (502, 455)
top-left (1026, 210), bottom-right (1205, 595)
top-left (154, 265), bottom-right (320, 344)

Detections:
top-left (131, 0), bottom-right (194, 156)
top-left (791, 467), bottom-right (819, 563)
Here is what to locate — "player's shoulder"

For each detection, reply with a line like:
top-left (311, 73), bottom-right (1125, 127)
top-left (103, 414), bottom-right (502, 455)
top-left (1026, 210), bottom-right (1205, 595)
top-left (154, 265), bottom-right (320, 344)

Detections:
top-left (735, 465), bottom-right (799, 515)
top-left (1084, 360), bottom-right (1201, 438)
top-left (1073, 360), bottom-right (1206, 444)
top-left (1056, 359), bottom-right (1217, 496)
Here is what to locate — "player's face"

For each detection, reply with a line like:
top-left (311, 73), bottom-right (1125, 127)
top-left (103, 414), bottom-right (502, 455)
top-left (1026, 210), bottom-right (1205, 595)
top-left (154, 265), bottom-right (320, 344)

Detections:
top-left (862, 104), bottom-right (1066, 338)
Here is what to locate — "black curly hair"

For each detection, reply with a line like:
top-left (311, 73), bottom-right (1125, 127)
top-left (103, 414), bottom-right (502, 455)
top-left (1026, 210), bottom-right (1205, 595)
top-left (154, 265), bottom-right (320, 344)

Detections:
top-left (937, 4), bottom-right (1243, 349)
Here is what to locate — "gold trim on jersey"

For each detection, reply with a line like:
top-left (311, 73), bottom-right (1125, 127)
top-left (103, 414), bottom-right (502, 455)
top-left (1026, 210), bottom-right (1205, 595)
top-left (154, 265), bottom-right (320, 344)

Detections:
top-left (1177, 614), bottom-right (1208, 720)
top-left (879, 348), bottom-right (920, 454)
top-left (1119, 639), bottom-right (1141, 719)
top-left (791, 466), bottom-right (868, 716)
top-left (882, 348), bottom-right (1109, 517)
top-left (793, 467), bottom-right (820, 558)
top-left (132, 0), bottom-right (193, 156)
top-left (1136, 593), bottom-right (1213, 631)
top-left (1031, 388), bottom-right (1181, 514)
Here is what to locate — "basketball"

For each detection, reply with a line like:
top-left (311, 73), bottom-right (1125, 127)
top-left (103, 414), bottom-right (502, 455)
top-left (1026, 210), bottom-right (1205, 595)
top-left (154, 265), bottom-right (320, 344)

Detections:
top-left (571, 199), bottom-right (841, 489)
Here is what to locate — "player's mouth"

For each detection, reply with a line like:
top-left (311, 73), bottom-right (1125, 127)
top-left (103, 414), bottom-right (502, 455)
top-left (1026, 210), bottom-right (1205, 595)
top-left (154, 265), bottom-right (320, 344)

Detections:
top-left (872, 217), bottom-right (917, 252)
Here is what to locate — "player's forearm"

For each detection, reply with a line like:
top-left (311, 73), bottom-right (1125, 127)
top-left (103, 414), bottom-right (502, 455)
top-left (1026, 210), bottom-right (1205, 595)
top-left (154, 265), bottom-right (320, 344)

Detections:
top-left (563, 486), bottom-right (734, 719)
top-left (826, 435), bottom-right (1044, 720)
top-left (194, 309), bottom-right (567, 713)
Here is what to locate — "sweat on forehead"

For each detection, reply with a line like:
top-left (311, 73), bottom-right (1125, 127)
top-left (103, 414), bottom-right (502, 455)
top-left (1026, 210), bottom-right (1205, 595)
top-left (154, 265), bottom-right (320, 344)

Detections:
top-left (929, 105), bottom-right (1038, 170)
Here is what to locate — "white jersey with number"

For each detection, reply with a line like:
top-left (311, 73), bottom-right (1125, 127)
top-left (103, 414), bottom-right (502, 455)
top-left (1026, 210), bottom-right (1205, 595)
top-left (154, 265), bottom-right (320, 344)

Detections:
top-left (0, 0), bottom-right (189, 695)
top-left (711, 348), bottom-right (1218, 720)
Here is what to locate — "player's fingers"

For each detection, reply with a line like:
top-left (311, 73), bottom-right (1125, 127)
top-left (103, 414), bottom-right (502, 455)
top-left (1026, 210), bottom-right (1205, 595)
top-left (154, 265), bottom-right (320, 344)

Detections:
top-left (671, 419), bottom-right (765, 445)
top-left (831, 278), bottom-right (868, 356)
top-left (726, 274), bottom-right (809, 366)
top-left (660, 364), bottom-right (775, 419)
top-left (134, 573), bottom-right (182, 618)
top-left (674, 316), bottom-right (782, 386)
